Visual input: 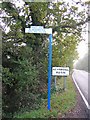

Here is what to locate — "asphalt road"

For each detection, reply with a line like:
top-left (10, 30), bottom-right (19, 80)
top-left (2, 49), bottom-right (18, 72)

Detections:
top-left (72, 69), bottom-right (88, 102)
top-left (72, 69), bottom-right (90, 118)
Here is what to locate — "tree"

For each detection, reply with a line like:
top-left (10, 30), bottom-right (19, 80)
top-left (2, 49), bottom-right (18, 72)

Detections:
top-left (52, 34), bottom-right (79, 68)
top-left (1, 0), bottom-right (87, 117)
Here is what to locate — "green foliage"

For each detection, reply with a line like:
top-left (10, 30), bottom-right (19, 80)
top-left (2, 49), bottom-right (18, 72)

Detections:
top-left (52, 34), bottom-right (79, 69)
top-left (1, 0), bottom-right (85, 117)
top-left (14, 58), bottom-right (40, 111)
top-left (3, 67), bottom-right (15, 87)
top-left (2, 47), bottom-right (40, 118)
top-left (15, 76), bottom-right (76, 118)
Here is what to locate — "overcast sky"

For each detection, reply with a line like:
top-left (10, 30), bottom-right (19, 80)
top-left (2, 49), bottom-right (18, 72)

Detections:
top-left (62, 0), bottom-right (88, 60)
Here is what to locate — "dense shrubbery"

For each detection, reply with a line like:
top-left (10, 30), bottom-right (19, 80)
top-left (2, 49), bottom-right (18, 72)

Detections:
top-left (2, 45), bottom-right (48, 117)
top-left (1, 1), bottom-right (86, 118)
top-left (3, 49), bottom-right (35, 117)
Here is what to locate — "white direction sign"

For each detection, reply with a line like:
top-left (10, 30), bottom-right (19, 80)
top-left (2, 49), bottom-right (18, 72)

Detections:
top-left (52, 67), bottom-right (69, 76)
top-left (25, 26), bottom-right (52, 34)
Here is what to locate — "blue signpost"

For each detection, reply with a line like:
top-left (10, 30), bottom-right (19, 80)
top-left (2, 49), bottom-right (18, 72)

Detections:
top-left (25, 26), bottom-right (52, 110)
top-left (48, 34), bottom-right (52, 110)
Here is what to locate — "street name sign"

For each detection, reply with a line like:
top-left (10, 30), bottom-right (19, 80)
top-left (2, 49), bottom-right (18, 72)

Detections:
top-left (52, 67), bottom-right (69, 76)
top-left (25, 26), bottom-right (52, 34)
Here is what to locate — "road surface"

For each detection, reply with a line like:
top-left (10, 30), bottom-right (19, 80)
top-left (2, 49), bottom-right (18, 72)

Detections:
top-left (72, 69), bottom-right (90, 118)
top-left (72, 69), bottom-right (90, 108)
top-left (72, 69), bottom-right (88, 100)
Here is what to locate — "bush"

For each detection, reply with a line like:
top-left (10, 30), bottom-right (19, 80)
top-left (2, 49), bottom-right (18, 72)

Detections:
top-left (2, 47), bottom-right (39, 118)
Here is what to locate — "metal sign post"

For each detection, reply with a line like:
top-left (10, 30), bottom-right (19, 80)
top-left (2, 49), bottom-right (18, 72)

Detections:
top-left (48, 34), bottom-right (52, 110)
top-left (54, 76), bottom-right (57, 90)
top-left (25, 26), bottom-right (52, 110)
top-left (63, 76), bottom-right (66, 90)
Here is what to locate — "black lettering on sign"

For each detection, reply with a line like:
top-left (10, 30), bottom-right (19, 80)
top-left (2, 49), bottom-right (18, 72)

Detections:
top-left (53, 69), bottom-right (56, 70)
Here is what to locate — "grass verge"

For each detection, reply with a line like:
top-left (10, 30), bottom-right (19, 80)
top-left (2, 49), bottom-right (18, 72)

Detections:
top-left (15, 76), bottom-right (77, 118)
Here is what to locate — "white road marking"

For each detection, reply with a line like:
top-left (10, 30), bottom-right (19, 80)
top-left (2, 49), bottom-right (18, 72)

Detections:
top-left (72, 74), bottom-right (90, 110)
